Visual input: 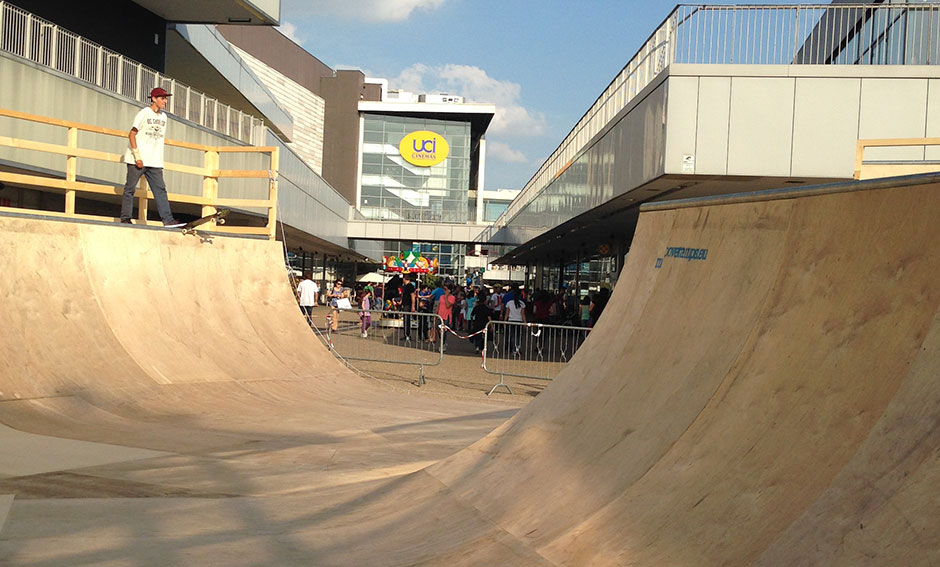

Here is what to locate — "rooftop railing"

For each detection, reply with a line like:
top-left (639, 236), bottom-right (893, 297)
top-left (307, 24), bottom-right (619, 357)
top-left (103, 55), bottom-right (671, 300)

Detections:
top-left (482, 3), bottom-right (940, 244)
top-left (0, 1), bottom-right (265, 145)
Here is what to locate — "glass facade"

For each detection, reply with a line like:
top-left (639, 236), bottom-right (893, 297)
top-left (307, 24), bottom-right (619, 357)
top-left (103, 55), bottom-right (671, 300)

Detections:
top-left (360, 115), bottom-right (472, 223)
top-left (483, 199), bottom-right (510, 222)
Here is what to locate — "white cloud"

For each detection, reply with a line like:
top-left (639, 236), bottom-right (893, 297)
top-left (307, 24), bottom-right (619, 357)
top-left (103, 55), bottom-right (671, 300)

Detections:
top-left (391, 63), bottom-right (547, 138)
top-left (276, 21), bottom-right (303, 45)
top-left (294, 0), bottom-right (446, 22)
top-left (487, 141), bottom-right (527, 163)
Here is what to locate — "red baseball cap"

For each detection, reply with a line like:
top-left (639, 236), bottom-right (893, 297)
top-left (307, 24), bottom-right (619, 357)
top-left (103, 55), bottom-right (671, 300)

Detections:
top-left (149, 87), bottom-right (172, 98)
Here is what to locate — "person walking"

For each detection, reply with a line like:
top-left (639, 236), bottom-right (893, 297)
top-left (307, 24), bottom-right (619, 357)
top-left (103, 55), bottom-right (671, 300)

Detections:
top-left (417, 283), bottom-right (432, 341)
top-left (435, 284), bottom-right (456, 351)
top-left (465, 290), bottom-right (478, 330)
top-left (455, 290), bottom-right (467, 331)
top-left (328, 279), bottom-right (347, 331)
top-left (358, 289), bottom-right (372, 338)
top-left (468, 289), bottom-right (492, 353)
top-left (504, 287), bottom-right (526, 355)
top-left (296, 272), bottom-right (319, 327)
top-left (400, 273), bottom-right (417, 341)
top-left (580, 295), bottom-right (592, 327)
top-left (120, 87), bottom-right (184, 227)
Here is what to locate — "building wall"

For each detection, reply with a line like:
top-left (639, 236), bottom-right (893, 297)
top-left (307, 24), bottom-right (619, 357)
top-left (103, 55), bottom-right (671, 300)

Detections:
top-left (215, 25), bottom-right (333, 95)
top-left (502, 77), bottom-right (668, 245)
top-left (497, 64), bottom-right (940, 249)
top-left (230, 44), bottom-right (325, 175)
top-left (665, 65), bottom-right (940, 178)
top-left (0, 52), bottom-right (351, 249)
top-left (320, 70), bottom-right (369, 205)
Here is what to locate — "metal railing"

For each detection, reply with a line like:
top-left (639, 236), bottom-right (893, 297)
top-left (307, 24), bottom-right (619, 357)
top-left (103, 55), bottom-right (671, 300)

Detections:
top-left (0, 1), bottom-right (264, 144)
top-left (482, 320), bottom-right (589, 396)
top-left (324, 308), bottom-right (444, 385)
top-left (481, 2), bottom-right (940, 245)
top-left (0, 106), bottom-right (279, 238)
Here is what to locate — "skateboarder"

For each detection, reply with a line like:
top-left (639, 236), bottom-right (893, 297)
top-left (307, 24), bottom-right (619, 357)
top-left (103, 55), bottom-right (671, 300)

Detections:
top-left (120, 87), bottom-right (184, 227)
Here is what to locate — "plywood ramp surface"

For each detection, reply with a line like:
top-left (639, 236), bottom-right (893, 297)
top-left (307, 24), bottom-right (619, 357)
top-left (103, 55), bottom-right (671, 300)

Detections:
top-left (428, 178), bottom-right (940, 565)
top-left (2, 175), bottom-right (940, 565)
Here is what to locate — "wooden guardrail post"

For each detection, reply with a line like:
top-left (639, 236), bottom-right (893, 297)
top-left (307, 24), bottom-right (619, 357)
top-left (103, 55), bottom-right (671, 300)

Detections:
top-left (267, 146), bottom-right (279, 240)
top-left (202, 148), bottom-right (219, 218)
top-left (65, 126), bottom-right (77, 214)
top-left (137, 175), bottom-right (149, 222)
top-left (854, 139), bottom-right (865, 180)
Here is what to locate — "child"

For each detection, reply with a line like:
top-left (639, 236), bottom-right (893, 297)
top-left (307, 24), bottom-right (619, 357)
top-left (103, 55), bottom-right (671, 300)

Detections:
top-left (359, 290), bottom-right (372, 338)
top-left (580, 295), bottom-right (591, 327)
top-left (456, 291), bottom-right (467, 331)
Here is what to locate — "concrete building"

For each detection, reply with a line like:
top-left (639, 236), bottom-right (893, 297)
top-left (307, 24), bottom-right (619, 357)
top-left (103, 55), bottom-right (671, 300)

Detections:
top-left (214, 25), bottom-right (498, 277)
top-left (480, 2), bottom-right (940, 296)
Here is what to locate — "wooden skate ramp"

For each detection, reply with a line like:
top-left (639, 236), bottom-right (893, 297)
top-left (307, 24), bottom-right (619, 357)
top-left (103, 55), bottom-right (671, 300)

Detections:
top-left (425, 174), bottom-right (940, 565)
top-left (0, 214), bottom-right (521, 565)
top-left (2, 173), bottom-right (940, 565)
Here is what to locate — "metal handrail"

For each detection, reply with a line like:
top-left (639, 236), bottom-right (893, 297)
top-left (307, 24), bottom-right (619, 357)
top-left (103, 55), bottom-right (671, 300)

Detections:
top-left (0, 1), bottom-right (264, 144)
top-left (483, 2), bottom-right (940, 244)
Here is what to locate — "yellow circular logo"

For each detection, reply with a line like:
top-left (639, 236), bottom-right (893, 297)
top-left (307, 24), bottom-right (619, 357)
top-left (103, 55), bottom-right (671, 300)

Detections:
top-left (399, 130), bottom-right (449, 167)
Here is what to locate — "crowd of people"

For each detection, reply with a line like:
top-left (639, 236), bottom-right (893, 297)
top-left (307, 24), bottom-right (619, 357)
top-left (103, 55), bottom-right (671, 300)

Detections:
top-left (297, 271), bottom-right (613, 349)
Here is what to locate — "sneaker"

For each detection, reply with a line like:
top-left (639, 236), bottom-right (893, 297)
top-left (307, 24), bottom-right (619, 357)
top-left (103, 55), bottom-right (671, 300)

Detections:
top-left (120, 218), bottom-right (132, 224)
top-left (361, 332), bottom-right (367, 338)
top-left (163, 219), bottom-right (186, 228)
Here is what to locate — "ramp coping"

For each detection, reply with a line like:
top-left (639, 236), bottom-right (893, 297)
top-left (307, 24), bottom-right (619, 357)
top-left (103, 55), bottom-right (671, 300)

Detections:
top-left (0, 209), bottom-right (268, 240)
top-left (641, 171), bottom-right (940, 212)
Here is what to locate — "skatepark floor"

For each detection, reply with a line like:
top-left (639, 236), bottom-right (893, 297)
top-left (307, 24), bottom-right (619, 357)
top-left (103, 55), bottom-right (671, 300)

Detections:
top-left (307, 305), bottom-right (545, 405)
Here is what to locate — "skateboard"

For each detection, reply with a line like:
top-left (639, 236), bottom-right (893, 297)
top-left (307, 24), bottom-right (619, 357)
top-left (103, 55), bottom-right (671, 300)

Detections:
top-left (181, 208), bottom-right (229, 235)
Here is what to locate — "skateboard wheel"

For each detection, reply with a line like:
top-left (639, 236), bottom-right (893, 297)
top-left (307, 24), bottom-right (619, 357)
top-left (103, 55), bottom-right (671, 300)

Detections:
top-left (218, 218), bottom-right (226, 225)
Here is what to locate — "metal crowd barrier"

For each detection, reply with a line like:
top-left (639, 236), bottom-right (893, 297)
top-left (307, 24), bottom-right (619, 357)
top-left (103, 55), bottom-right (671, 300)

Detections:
top-left (324, 308), bottom-right (443, 385)
top-left (482, 320), bottom-right (590, 396)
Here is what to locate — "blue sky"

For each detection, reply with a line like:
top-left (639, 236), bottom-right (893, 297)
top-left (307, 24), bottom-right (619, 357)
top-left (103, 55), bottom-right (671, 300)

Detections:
top-left (277, 0), bottom-right (802, 191)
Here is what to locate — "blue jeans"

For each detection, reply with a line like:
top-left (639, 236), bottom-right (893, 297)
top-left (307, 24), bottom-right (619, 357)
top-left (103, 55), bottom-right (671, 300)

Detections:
top-left (122, 165), bottom-right (175, 223)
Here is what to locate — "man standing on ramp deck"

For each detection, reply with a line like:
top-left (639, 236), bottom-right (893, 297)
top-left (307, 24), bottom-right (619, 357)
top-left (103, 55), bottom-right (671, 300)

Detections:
top-left (120, 87), bottom-right (184, 227)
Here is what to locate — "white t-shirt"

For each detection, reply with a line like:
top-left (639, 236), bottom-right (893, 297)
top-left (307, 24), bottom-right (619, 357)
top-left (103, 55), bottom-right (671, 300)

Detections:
top-left (124, 106), bottom-right (167, 168)
top-left (297, 279), bottom-right (319, 307)
top-left (505, 299), bottom-right (526, 322)
top-left (487, 293), bottom-right (502, 311)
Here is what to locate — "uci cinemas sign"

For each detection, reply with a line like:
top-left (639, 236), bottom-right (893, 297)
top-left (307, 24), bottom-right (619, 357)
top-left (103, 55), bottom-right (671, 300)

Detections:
top-left (399, 130), bottom-right (449, 167)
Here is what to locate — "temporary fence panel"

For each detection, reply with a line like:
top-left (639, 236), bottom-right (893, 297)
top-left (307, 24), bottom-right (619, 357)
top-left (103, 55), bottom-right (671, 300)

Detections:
top-left (482, 320), bottom-right (590, 396)
top-left (323, 308), bottom-right (443, 385)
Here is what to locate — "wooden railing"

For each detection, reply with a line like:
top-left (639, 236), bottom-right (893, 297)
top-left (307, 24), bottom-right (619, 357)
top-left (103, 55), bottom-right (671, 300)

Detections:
top-left (854, 138), bottom-right (940, 181)
top-left (0, 107), bottom-right (278, 238)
